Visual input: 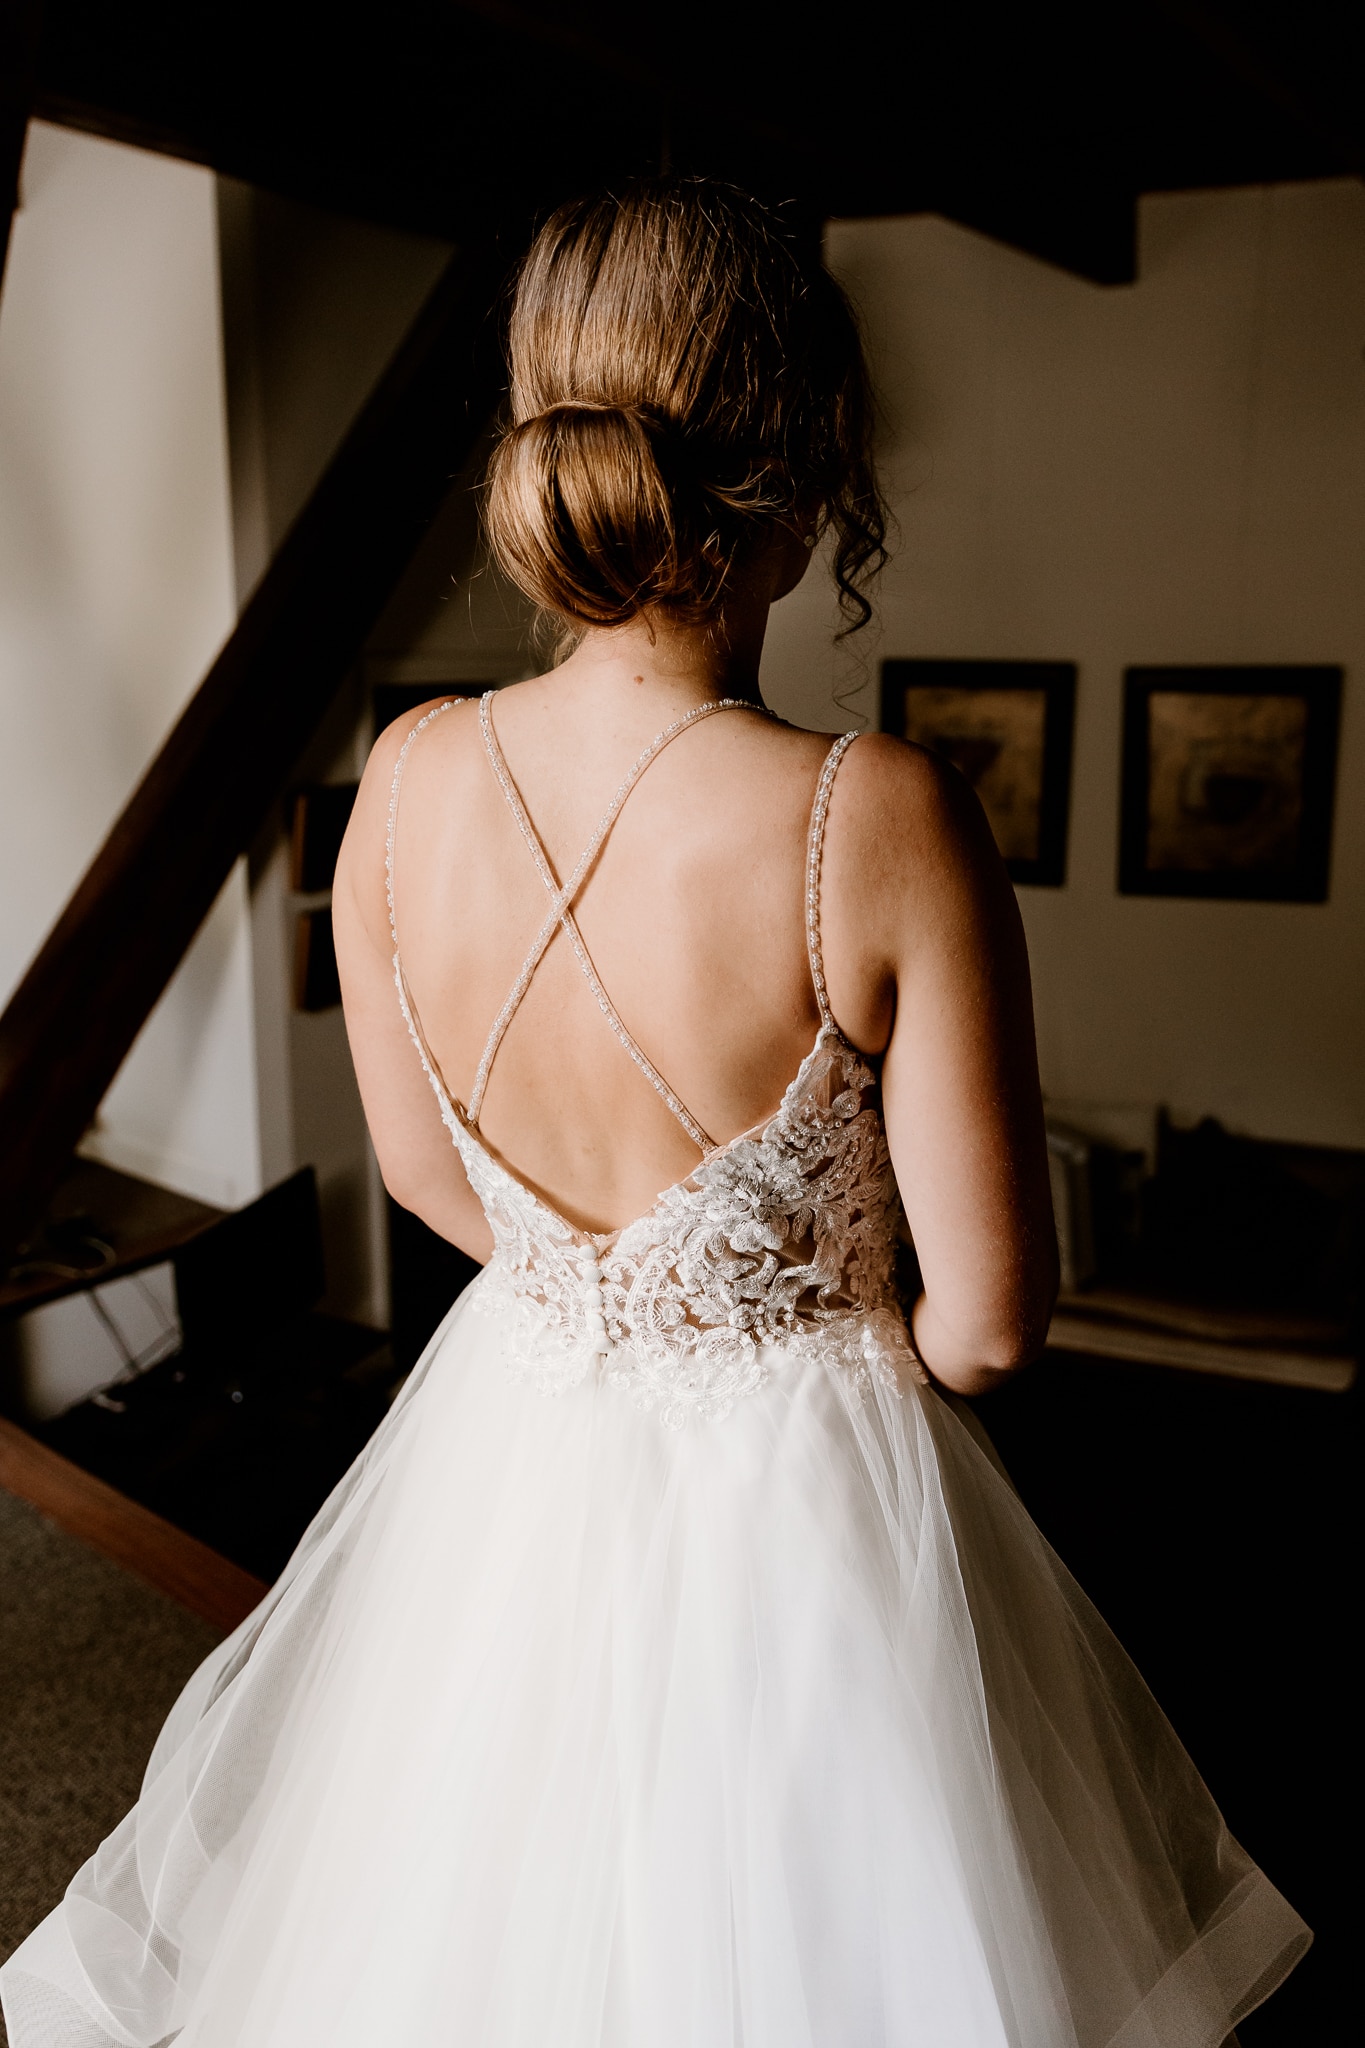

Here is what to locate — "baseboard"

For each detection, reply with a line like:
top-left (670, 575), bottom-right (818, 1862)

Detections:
top-left (0, 1416), bottom-right (268, 1634)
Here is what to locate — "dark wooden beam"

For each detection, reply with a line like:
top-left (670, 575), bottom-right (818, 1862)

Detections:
top-left (0, 0), bottom-right (43, 289)
top-left (936, 183), bottom-right (1137, 290)
top-left (1151, 0), bottom-right (1363, 178)
top-left (31, 2), bottom-right (666, 250)
top-left (0, 233), bottom-right (516, 1260)
top-left (26, 1), bottom-right (1365, 290)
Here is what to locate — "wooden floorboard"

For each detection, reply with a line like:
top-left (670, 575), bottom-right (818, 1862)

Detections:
top-left (0, 1416), bottom-right (268, 1633)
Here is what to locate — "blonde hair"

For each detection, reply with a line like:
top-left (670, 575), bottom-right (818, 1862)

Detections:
top-left (484, 177), bottom-right (886, 636)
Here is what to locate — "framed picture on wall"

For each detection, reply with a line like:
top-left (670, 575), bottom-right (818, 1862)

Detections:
top-left (1119, 666), bottom-right (1342, 902)
top-left (289, 783), bottom-right (358, 893)
top-left (293, 907), bottom-right (342, 1012)
top-left (880, 659), bottom-right (1077, 886)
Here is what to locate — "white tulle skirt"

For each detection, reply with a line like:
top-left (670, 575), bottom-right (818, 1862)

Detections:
top-left (1, 1277), bottom-right (1308, 2048)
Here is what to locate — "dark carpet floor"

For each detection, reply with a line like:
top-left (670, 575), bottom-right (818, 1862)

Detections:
top-left (0, 1490), bottom-right (220, 2040)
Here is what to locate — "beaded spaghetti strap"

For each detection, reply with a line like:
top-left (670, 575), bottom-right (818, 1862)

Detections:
top-left (805, 732), bottom-right (860, 1031)
top-left (473, 692), bottom-right (761, 1151)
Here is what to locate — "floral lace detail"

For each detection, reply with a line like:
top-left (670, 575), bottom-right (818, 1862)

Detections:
top-left (449, 1025), bottom-right (924, 1427)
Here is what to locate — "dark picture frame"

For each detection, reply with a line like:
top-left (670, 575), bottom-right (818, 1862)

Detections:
top-left (289, 782), bottom-right (359, 893)
top-left (881, 658), bottom-right (1077, 886)
top-left (293, 908), bottom-right (342, 1012)
top-left (1119, 666), bottom-right (1342, 902)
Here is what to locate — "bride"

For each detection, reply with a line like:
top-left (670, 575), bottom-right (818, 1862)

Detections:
top-left (1, 176), bottom-right (1308, 2047)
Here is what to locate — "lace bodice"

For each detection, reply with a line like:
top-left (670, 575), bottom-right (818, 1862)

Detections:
top-left (387, 696), bottom-right (923, 1426)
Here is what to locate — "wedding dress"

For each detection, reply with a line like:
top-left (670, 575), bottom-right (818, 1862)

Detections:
top-left (1, 698), bottom-right (1309, 2048)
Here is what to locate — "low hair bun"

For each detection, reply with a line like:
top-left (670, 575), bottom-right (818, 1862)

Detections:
top-left (486, 400), bottom-right (726, 627)
top-left (483, 177), bottom-right (886, 636)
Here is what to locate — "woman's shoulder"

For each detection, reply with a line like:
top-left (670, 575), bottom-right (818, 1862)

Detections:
top-left (833, 729), bottom-right (993, 856)
top-left (339, 695), bottom-right (485, 927)
top-left (369, 691), bottom-right (483, 773)
top-left (355, 692), bottom-right (489, 821)
top-left (822, 728), bottom-right (1011, 938)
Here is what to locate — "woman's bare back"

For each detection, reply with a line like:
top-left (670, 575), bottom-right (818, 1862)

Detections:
top-left (368, 676), bottom-right (851, 1233)
top-left (335, 647), bottom-right (1057, 1395)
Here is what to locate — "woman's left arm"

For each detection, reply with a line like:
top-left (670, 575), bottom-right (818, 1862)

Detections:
top-left (824, 735), bottom-right (1058, 1397)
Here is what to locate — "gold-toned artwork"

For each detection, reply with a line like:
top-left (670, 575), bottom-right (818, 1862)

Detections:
top-left (881, 660), bottom-right (1076, 886)
top-left (1121, 667), bottom-right (1341, 902)
top-left (898, 686), bottom-right (1048, 863)
top-left (1146, 692), bottom-right (1305, 874)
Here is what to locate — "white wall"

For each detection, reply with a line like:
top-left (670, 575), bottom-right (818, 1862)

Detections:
top-left (217, 180), bottom-right (453, 602)
top-left (763, 180), bottom-right (1365, 1153)
top-left (0, 121), bottom-right (256, 1209)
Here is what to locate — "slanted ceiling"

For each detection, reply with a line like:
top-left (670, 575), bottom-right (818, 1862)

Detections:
top-left (29, 0), bottom-right (1365, 287)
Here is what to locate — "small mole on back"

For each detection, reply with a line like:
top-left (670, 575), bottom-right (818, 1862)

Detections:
top-left (633, 674), bottom-right (645, 685)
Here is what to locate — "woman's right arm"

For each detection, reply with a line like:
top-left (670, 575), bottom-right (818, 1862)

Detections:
top-left (332, 720), bottom-right (495, 1265)
top-left (825, 737), bottom-right (1058, 1397)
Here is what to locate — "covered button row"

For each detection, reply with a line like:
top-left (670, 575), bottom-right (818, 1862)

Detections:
top-left (575, 1248), bottom-right (612, 1357)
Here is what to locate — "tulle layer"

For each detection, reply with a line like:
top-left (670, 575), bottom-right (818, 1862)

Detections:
top-left (1, 1281), bottom-right (1308, 2047)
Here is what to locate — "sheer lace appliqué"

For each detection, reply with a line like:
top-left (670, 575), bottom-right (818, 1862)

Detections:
top-left (450, 1028), bottom-right (923, 1428)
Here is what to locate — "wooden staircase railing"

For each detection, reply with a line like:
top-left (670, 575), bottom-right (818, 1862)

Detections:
top-left (0, 231), bottom-right (516, 1260)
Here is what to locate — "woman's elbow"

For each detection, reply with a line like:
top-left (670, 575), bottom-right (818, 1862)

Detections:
top-left (987, 1229), bottom-right (1060, 1371)
top-left (377, 1155), bottom-right (420, 1214)
top-left (992, 1258), bottom-right (1060, 1380)
top-left (962, 1314), bottom-right (1052, 1388)
top-left (915, 1261), bottom-right (1058, 1396)
top-left (931, 1326), bottom-right (1047, 1398)
top-left (377, 1161), bottom-right (447, 1241)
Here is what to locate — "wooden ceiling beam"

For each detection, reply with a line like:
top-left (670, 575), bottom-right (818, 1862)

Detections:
top-left (23, 3), bottom-right (1365, 290)
top-left (0, 232), bottom-right (517, 1260)
top-left (1150, 0), bottom-right (1363, 178)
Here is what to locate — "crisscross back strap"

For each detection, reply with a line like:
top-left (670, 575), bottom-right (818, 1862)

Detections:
top-left (474, 691), bottom-right (763, 1152)
top-left (805, 731), bottom-right (860, 1031)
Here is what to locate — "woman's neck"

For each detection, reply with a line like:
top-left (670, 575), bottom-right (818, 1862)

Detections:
top-left (556, 592), bottom-right (770, 713)
top-left (551, 514), bottom-right (823, 714)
